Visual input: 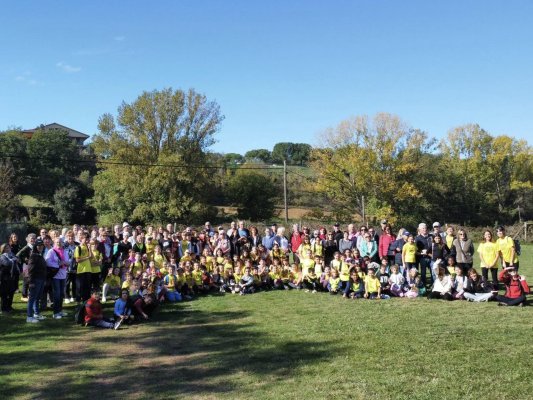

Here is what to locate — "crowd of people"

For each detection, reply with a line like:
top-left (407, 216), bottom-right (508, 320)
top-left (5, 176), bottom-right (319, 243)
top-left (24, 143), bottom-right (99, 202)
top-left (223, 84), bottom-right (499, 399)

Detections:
top-left (0, 219), bottom-right (529, 328)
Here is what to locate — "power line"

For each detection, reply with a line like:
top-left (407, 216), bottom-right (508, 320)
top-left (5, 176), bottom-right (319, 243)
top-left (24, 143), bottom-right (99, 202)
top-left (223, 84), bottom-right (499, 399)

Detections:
top-left (0, 154), bottom-right (288, 171)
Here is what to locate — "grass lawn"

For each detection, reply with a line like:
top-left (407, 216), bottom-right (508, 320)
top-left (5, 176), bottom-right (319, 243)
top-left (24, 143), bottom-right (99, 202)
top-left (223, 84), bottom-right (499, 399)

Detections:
top-left (1, 246), bottom-right (532, 400)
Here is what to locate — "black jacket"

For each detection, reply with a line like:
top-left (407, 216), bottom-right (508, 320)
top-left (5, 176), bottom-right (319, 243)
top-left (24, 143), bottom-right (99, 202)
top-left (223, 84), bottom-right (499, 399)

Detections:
top-left (27, 251), bottom-right (47, 283)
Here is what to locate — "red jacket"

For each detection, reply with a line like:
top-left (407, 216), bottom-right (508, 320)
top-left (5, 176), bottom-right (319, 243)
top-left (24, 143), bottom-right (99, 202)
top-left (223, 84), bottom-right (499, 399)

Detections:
top-left (85, 297), bottom-right (103, 323)
top-left (499, 270), bottom-right (530, 299)
top-left (290, 232), bottom-right (303, 253)
top-left (378, 233), bottom-right (396, 259)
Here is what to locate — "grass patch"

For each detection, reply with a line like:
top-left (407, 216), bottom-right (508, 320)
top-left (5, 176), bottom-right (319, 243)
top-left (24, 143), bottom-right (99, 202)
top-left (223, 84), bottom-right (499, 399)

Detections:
top-left (1, 246), bottom-right (532, 399)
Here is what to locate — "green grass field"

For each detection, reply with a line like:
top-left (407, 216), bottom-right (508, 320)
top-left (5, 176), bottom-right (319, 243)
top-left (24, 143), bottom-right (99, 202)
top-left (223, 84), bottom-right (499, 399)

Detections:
top-left (1, 246), bottom-right (532, 400)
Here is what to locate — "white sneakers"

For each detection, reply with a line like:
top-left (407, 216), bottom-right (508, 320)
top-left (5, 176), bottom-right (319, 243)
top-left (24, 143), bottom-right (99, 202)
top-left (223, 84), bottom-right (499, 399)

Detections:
top-left (101, 297), bottom-right (107, 304)
top-left (33, 313), bottom-right (46, 320)
top-left (53, 313), bottom-right (62, 319)
top-left (64, 297), bottom-right (75, 304)
top-left (26, 317), bottom-right (39, 323)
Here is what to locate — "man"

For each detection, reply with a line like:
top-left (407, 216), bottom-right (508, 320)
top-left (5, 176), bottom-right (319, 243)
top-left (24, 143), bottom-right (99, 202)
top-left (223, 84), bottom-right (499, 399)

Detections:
top-left (227, 221), bottom-right (237, 237)
top-left (415, 223), bottom-right (433, 286)
top-left (97, 228), bottom-right (113, 281)
top-left (38, 228), bottom-right (48, 241)
top-left (432, 222), bottom-right (446, 240)
top-left (237, 221), bottom-right (250, 238)
top-left (64, 230), bottom-right (79, 303)
top-left (115, 233), bottom-right (133, 263)
top-left (204, 222), bottom-right (214, 237)
top-left (496, 226), bottom-right (519, 272)
top-left (262, 228), bottom-right (275, 251)
top-left (332, 223), bottom-right (343, 245)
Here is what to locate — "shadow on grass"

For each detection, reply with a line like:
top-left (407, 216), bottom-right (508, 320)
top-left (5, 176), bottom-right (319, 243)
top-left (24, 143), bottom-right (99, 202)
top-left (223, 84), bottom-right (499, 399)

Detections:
top-left (1, 304), bottom-right (344, 399)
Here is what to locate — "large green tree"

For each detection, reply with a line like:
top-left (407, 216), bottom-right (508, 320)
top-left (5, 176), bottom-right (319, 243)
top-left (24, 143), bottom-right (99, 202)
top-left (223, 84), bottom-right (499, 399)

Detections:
top-left (91, 88), bottom-right (224, 225)
top-left (272, 142), bottom-right (312, 165)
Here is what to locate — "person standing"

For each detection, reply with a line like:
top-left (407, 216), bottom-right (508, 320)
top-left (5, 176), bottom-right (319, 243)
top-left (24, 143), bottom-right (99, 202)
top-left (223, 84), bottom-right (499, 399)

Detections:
top-left (453, 229), bottom-right (474, 276)
top-left (16, 233), bottom-right (36, 301)
top-left (496, 226), bottom-right (519, 272)
top-left (415, 223), bottom-right (433, 286)
top-left (45, 238), bottom-right (69, 319)
top-left (26, 239), bottom-right (47, 323)
top-left (75, 233), bottom-right (93, 302)
top-left (0, 243), bottom-right (19, 313)
top-left (477, 230), bottom-right (499, 290)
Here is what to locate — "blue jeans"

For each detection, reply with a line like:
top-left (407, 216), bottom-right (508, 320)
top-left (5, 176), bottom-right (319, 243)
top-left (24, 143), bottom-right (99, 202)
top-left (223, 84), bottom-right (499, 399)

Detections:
top-left (165, 291), bottom-right (182, 302)
top-left (52, 278), bottom-right (66, 314)
top-left (28, 279), bottom-right (45, 317)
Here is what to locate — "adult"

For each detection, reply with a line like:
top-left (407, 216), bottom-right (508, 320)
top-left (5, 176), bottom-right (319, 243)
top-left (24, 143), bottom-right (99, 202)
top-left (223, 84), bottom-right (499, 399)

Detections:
top-left (203, 221), bottom-right (214, 237)
top-left (430, 235), bottom-right (449, 281)
top-left (392, 229), bottom-right (407, 270)
top-left (332, 223), bottom-right (343, 245)
top-left (16, 233), bottom-right (36, 301)
top-left (360, 231), bottom-right (378, 262)
top-left (290, 224), bottom-right (304, 261)
top-left (323, 232), bottom-right (338, 266)
top-left (415, 223), bottom-right (433, 286)
top-left (496, 226), bottom-right (519, 272)
top-left (378, 224), bottom-right (396, 265)
top-left (237, 221), bottom-right (250, 239)
top-left (248, 226), bottom-right (261, 248)
top-left (0, 243), bottom-right (19, 313)
top-left (45, 237), bottom-right (69, 319)
top-left (26, 239), bottom-right (47, 323)
top-left (477, 230), bottom-right (499, 290)
top-left (432, 222), bottom-right (446, 240)
top-left (116, 232), bottom-right (133, 262)
top-left (8, 233), bottom-right (21, 257)
top-left (75, 233), bottom-right (93, 302)
top-left (338, 231), bottom-right (354, 254)
top-left (63, 230), bottom-right (79, 303)
top-left (261, 228), bottom-right (275, 251)
top-left (453, 229), bottom-right (474, 276)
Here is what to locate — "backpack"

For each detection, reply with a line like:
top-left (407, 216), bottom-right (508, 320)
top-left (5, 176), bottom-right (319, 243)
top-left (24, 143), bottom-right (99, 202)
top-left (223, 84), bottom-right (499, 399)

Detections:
top-left (514, 239), bottom-right (521, 256)
top-left (74, 301), bottom-right (87, 325)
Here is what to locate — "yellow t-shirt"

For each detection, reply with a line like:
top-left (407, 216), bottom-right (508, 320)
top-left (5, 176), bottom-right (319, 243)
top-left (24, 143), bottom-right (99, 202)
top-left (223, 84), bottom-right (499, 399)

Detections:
top-left (192, 270), bottom-right (203, 285)
top-left (205, 256), bottom-right (215, 272)
top-left (74, 245), bottom-right (92, 274)
top-left (153, 254), bottom-right (165, 269)
top-left (364, 276), bottom-right (381, 293)
top-left (131, 261), bottom-right (144, 277)
top-left (497, 237), bottom-right (518, 264)
top-left (339, 262), bottom-right (351, 282)
top-left (477, 241), bottom-right (499, 268)
top-left (145, 239), bottom-right (158, 260)
top-left (121, 280), bottom-right (131, 289)
top-left (311, 242), bottom-right (323, 257)
top-left (445, 235), bottom-right (455, 249)
top-left (164, 274), bottom-right (177, 291)
top-left (104, 274), bottom-right (120, 288)
top-left (402, 243), bottom-right (417, 263)
top-left (301, 259), bottom-right (315, 276)
top-left (329, 277), bottom-right (341, 291)
top-left (90, 249), bottom-right (102, 274)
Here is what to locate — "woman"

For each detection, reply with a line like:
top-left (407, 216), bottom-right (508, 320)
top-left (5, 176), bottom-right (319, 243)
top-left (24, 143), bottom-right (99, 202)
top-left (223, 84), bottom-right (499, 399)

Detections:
top-left (430, 235), bottom-right (449, 281)
top-left (0, 243), bottom-right (19, 313)
top-left (297, 235), bottom-right (312, 260)
top-left (463, 268), bottom-right (494, 302)
top-left (478, 230), bottom-right (499, 290)
top-left (249, 226), bottom-right (261, 248)
top-left (27, 239), bottom-right (47, 323)
top-left (452, 229), bottom-right (474, 276)
top-left (338, 231), bottom-right (354, 254)
top-left (8, 233), bottom-right (21, 258)
top-left (378, 224), bottom-right (396, 265)
top-left (360, 232), bottom-right (378, 261)
top-left (44, 237), bottom-right (69, 319)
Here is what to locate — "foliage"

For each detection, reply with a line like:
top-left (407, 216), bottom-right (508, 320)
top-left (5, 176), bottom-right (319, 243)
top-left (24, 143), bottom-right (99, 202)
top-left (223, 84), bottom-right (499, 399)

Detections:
top-left (91, 88), bottom-right (224, 225)
top-left (245, 148), bottom-right (272, 163)
top-left (0, 160), bottom-right (19, 220)
top-left (226, 171), bottom-right (279, 221)
top-left (271, 142), bottom-right (312, 165)
top-left (53, 173), bottom-right (96, 225)
top-left (223, 153), bottom-right (245, 165)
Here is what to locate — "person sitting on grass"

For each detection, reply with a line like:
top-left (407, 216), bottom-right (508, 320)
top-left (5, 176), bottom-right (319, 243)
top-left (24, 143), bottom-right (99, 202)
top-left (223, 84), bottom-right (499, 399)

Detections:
top-left (303, 263), bottom-right (319, 293)
top-left (427, 264), bottom-right (453, 301)
top-left (163, 265), bottom-right (182, 302)
top-left (463, 268), bottom-right (494, 302)
top-left (404, 268), bottom-right (425, 298)
top-left (102, 267), bottom-right (121, 303)
top-left (234, 266), bottom-right (255, 295)
top-left (343, 270), bottom-right (364, 299)
top-left (113, 289), bottom-right (133, 328)
top-left (288, 263), bottom-right (303, 290)
top-left (364, 265), bottom-right (384, 299)
top-left (377, 262), bottom-right (391, 296)
top-left (496, 266), bottom-right (530, 307)
top-left (328, 268), bottom-right (341, 295)
top-left (320, 265), bottom-right (331, 292)
top-left (84, 289), bottom-right (119, 329)
top-left (132, 293), bottom-right (157, 321)
top-left (451, 266), bottom-right (467, 300)
top-left (388, 264), bottom-right (405, 297)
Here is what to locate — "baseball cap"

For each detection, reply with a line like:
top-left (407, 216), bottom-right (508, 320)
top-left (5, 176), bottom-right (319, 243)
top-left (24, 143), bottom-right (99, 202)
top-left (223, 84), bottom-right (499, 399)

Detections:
top-left (122, 222), bottom-right (130, 228)
top-left (381, 219), bottom-right (388, 224)
top-left (433, 222), bottom-right (440, 228)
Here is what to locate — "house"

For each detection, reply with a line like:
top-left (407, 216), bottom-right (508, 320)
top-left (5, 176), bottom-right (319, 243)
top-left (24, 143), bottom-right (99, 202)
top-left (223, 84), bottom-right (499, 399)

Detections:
top-left (21, 123), bottom-right (89, 146)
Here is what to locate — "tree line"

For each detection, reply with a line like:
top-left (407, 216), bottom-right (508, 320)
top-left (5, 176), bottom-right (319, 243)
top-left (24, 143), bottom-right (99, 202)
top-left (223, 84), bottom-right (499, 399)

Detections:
top-left (1, 88), bottom-right (532, 229)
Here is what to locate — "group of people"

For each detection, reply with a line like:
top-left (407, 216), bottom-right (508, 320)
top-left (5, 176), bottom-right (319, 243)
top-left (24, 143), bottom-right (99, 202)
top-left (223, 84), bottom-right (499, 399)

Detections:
top-left (0, 219), bottom-right (529, 328)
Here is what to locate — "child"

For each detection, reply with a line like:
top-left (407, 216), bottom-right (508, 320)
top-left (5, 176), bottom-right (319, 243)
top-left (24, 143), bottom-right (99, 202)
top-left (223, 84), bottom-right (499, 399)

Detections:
top-left (451, 266), bottom-right (467, 300)
top-left (85, 289), bottom-right (119, 329)
top-left (377, 263), bottom-right (391, 296)
top-left (288, 264), bottom-right (303, 290)
top-left (344, 271), bottom-right (364, 299)
top-left (320, 266), bottom-right (331, 292)
top-left (327, 268), bottom-right (341, 295)
top-left (402, 234), bottom-right (417, 273)
top-left (446, 256), bottom-right (457, 276)
top-left (405, 268), bottom-right (425, 298)
top-left (428, 265), bottom-right (453, 301)
top-left (303, 263), bottom-right (319, 293)
top-left (364, 266), bottom-right (382, 299)
top-left (463, 268), bottom-right (494, 302)
top-left (388, 264), bottom-right (405, 297)
top-left (113, 289), bottom-right (133, 329)
top-left (496, 266), bottom-right (530, 306)
top-left (102, 267), bottom-right (121, 303)
top-left (163, 266), bottom-right (182, 302)
top-left (235, 266), bottom-right (255, 295)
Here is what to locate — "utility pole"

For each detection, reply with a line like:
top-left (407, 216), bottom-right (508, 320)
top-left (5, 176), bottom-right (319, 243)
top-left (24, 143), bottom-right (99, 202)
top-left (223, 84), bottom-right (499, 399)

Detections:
top-left (283, 160), bottom-right (288, 223)
top-left (362, 195), bottom-right (365, 225)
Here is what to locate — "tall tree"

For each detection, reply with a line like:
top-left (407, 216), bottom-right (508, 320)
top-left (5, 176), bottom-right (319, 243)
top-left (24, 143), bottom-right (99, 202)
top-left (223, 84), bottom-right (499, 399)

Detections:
top-left (272, 142), bottom-right (312, 165)
top-left (245, 149), bottom-right (272, 163)
top-left (91, 88), bottom-right (224, 225)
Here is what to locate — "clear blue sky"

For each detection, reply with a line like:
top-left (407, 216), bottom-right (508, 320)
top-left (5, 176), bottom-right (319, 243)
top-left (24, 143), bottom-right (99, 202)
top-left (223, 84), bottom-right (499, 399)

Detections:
top-left (1, 0), bottom-right (532, 153)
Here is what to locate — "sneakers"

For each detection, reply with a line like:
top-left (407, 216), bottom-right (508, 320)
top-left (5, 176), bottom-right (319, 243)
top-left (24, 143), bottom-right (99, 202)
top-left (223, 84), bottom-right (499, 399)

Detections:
top-left (53, 313), bottom-right (62, 319)
top-left (64, 298), bottom-right (71, 304)
top-left (114, 319), bottom-right (123, 330)
top-left (69, 297), bottom-right (75, 303)
top-left (60, 311), bottom-right (69, 317)
top-left (312, 290), bottom-right (317, 294)
top-left (101, 297), bottom-right (107, 304)
top-left (33, 313), bottom-right (46, 320)
top-left (26, 316), bottom-right (39, 323)
top-left (21, 297), bottom-right (29, 302)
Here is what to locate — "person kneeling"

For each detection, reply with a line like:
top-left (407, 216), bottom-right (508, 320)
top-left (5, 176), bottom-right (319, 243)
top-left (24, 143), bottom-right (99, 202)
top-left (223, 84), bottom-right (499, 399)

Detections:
top-left (85, 289), bottom-right (119, 329)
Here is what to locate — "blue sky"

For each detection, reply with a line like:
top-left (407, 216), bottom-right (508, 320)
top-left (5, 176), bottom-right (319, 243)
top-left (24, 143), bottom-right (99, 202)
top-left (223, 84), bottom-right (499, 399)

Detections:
top-left (1, 0), bottom-right (532, 153)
